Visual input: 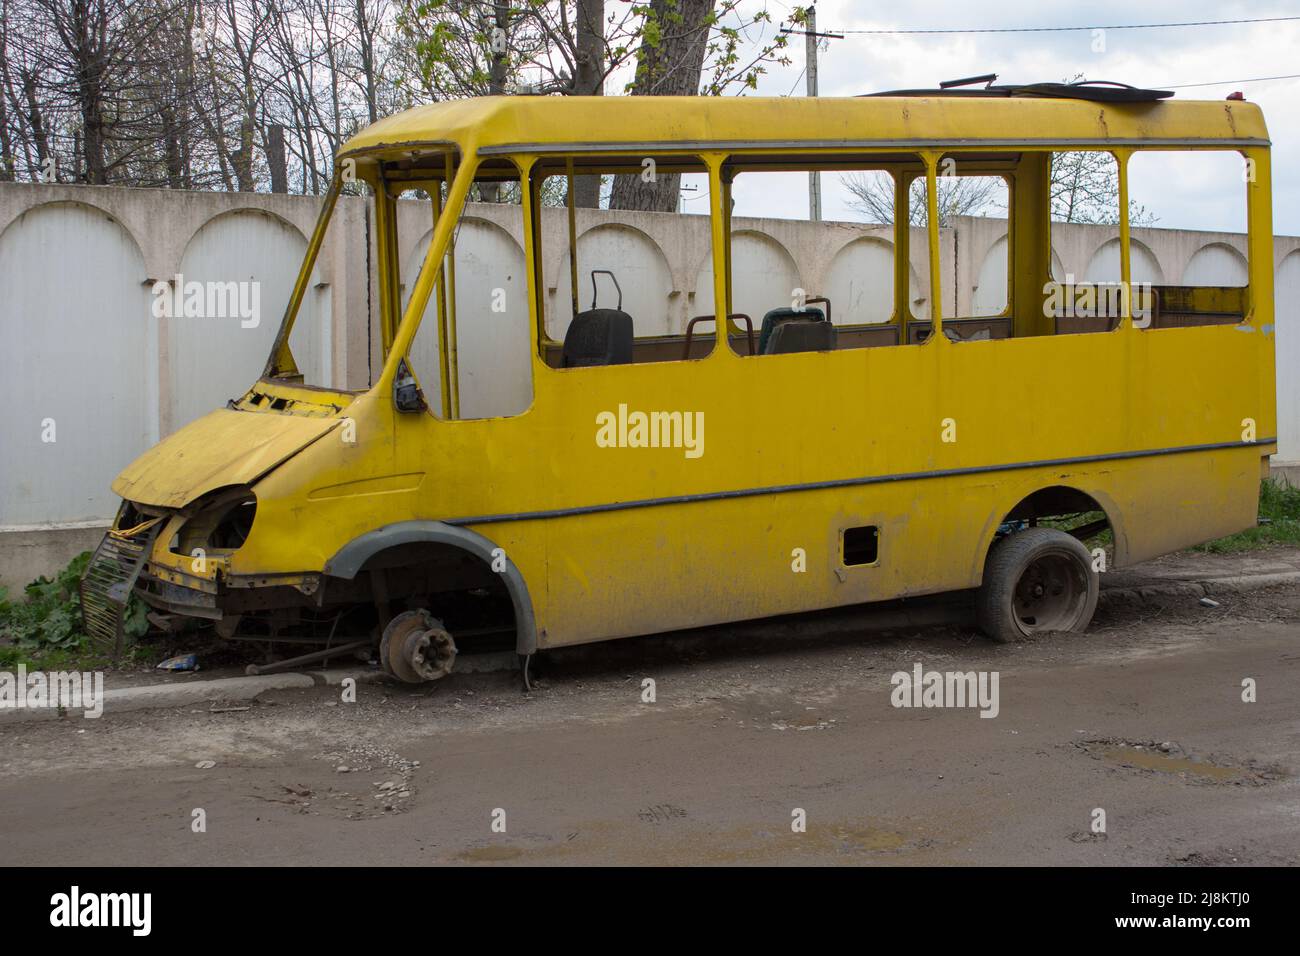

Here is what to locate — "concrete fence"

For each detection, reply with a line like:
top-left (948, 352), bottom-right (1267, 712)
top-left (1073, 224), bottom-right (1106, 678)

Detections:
top-left (2, 180), bottom-right (1297, 586)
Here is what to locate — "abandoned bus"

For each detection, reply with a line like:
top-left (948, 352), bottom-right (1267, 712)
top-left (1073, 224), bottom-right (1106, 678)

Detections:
top-left (82, 85), bottom-right (1276, 684)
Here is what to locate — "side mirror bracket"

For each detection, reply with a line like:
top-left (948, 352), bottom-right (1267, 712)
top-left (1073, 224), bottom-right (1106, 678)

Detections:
top-left (393, 358), bottom-right (427, 413)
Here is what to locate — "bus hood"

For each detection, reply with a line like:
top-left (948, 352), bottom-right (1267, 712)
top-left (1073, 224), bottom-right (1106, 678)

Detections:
top-left (112, 407), bottom-right (341, 509)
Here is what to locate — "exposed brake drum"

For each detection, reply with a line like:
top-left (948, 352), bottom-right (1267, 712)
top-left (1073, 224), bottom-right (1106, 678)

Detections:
top-left (380, 609), bottom-right (457, 684)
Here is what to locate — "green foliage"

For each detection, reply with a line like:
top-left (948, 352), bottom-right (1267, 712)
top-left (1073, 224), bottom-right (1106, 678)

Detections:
top-left (394, 0), bottom-right (796, 103)
top-left (0, 551), bottom-right (92, 649)
top-left (0, 550), bottom-right (150, 653)
top-left (698, 1), bottom-right (792, 96)
top-left (1040, 511), bottom-right (1113, 547)
top-left (123, 594), bottom-right (151, 640)
top-left (1196, 478), bottom-right (1300, 553)
top-left (0, 642), bottom-right (122, 672)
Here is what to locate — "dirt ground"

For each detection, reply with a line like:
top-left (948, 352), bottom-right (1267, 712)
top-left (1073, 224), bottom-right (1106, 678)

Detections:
top-left (1, 560), bottom-right (1298, 866)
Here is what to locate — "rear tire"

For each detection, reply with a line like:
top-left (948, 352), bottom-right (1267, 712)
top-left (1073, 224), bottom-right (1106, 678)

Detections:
top-left (978, 527), bottom-right (1099, 643)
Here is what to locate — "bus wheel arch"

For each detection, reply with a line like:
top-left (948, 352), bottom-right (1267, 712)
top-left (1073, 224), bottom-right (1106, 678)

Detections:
top-left (324, 520), bottom-right (539, 658)
top-left (975, 483), bottom-right (1128, 579)
top-left (972, 483), bottom-right (1122, 643)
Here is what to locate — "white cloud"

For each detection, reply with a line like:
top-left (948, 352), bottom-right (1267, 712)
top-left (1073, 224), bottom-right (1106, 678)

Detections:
top-left (733, 0), bottom-right (1300, 233)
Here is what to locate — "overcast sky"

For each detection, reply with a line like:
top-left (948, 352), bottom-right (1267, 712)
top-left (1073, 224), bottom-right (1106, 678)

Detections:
top-left (698, 0), bottom-right (1300, 235)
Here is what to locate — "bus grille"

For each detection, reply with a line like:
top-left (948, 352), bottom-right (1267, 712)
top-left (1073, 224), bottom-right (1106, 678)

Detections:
top-left (80, 519), bottom-right (162, 657)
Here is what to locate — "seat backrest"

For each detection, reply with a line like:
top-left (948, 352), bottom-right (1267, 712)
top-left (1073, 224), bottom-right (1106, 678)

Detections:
top-left (562, 309), bottom-right (634, 367)
top-left (758, 307), bottom-right (825, 353)
top-left (765, 319), bottom-right (838, 355)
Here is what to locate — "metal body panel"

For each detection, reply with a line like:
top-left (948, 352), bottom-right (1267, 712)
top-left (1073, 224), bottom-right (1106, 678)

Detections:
top-left (102, 93), bottom-right (1276, 653)
top-left (337, 95), bottom-right (1270, 158)
top-left (112, 406), bottom-right (341, 508)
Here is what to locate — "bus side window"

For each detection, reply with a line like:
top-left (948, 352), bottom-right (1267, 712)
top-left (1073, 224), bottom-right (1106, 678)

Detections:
top-left (1126, 150), bottom-right (1249, 329)
top-left (724, 157), bottom-right (922, 356)
top-left (912, 160), bottom-right (1010, 343)
top-left (534, 156), bottom-right (715, 367)
top-left (1046, 151), bottom-right (1125, 335)
top-left (403, 172), bottom-right (534, 420)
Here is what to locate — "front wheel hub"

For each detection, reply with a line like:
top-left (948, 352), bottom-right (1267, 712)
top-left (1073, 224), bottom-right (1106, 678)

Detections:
top-left (381, 610), bottom-right (457, 684)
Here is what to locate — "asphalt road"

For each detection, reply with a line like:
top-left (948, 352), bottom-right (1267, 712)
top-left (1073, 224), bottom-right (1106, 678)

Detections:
top-left (2, 577), bottom-right (1298, 866)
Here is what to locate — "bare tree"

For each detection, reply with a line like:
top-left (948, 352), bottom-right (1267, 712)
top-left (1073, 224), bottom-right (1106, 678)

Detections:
top-left (843, 155), bottom-right (1155, 229)
top-left (0, 0), bottom-right (19, 180)
top-left (0, 0), bottom-right (208, 185)
top-left (0, 0), bottom-right (804, 197)
top-left (1051, 150), bottom-right (1156, 226)
top-left (842, 170), bottom-right (1005, 227)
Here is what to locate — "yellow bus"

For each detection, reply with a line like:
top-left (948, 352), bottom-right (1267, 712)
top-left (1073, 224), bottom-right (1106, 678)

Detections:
top-left (83, 86), bottom-right (1276, 685)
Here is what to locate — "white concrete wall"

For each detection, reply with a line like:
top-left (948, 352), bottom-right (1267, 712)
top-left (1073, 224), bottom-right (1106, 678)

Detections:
top-left (1275, 248), bottom-right (1300, 463)
top-left (0, 184), bottom-right (368, 541)
top-left (1, 181), bottom-right (1297, 586)
top-left (947, 214), bottom-right (1296, 465)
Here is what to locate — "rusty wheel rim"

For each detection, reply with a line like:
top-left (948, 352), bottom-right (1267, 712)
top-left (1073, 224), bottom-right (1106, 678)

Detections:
top-left (1012, 550), bottom-right (1088, 633)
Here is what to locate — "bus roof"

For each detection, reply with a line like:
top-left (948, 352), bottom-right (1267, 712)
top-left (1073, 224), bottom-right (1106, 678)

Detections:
top-left (338, 94), bottom-right (1269, 159)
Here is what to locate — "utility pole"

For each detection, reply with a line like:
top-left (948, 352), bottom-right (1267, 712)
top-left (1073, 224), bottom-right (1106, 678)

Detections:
top-left (782, 9), bottom-right (843, 221)
top-left (489, 2), bottom-right (510, 97)
top-left (806, 5), bottom-right (820, 220)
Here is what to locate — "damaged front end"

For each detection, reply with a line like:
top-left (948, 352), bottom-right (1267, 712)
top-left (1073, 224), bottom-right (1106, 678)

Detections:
top-left (80, 504), bottom-right (166, 656)
top-left (83, 492), bottom-right (331, 656)
top-left (80, 388), bottom-right (351, 655)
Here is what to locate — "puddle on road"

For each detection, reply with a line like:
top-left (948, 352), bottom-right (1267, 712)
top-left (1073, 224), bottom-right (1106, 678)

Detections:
top-left (1104, 746), bottom-right (1242, 782)
top-left (447, 819), bottom-right (922, 865)
top-left (456, 846), bottom-right (524, 862)
top-left (816, 823), bottom-right (908, 853)
top-left (1076, 738), bottom-right (1284, 786)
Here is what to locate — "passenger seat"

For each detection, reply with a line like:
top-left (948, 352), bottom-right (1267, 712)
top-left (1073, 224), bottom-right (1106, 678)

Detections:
top-left (758, 306), bottom-right (824, 353)
top-left (562, 309), bottom-right (634, 367)
top-left (765, 319), bottom-right (838, 354)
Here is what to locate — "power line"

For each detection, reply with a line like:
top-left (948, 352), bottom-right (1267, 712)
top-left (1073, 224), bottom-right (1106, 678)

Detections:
top-left (1163, 73), bottom-right (1300, 89)
top-left (780, 27), bottom-right (846, 39)
top-left (785, 65), bottom-right (808, 96)
top-left (834, 15), bottom-right (1300, 35)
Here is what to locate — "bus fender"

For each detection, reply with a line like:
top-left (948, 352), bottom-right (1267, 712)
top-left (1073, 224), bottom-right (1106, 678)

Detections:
top-left (323, 520), bottom-right (538, 656)
top-left (970, 483), bottom-right (1130, 585)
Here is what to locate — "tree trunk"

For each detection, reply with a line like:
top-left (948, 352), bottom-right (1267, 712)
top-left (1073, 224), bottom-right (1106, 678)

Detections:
top-left (356, 0), bottom-right (378, 124)
top-left (77, 52), bottom-right (110, 184)
top-left (163, 106), bottom-right (184, 189)
top-left (20, 72), bottom-right (48, 172)
top-left (0, 60), bottom-right (12, 181)
top-left (478, 2), bottom-right (510, 203)
top-left (62, 1), bottom-right (110, 185)
top-left (571, 0), bottom-right (604, 208)
top-left (267, 123), bottom-right (288, 193)
top-left (234, 114), bottom-right (255, 192)
top-left (609, 0), bottom-right (714, 212)
top-left (0, 0), bottom-right (12, 179)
